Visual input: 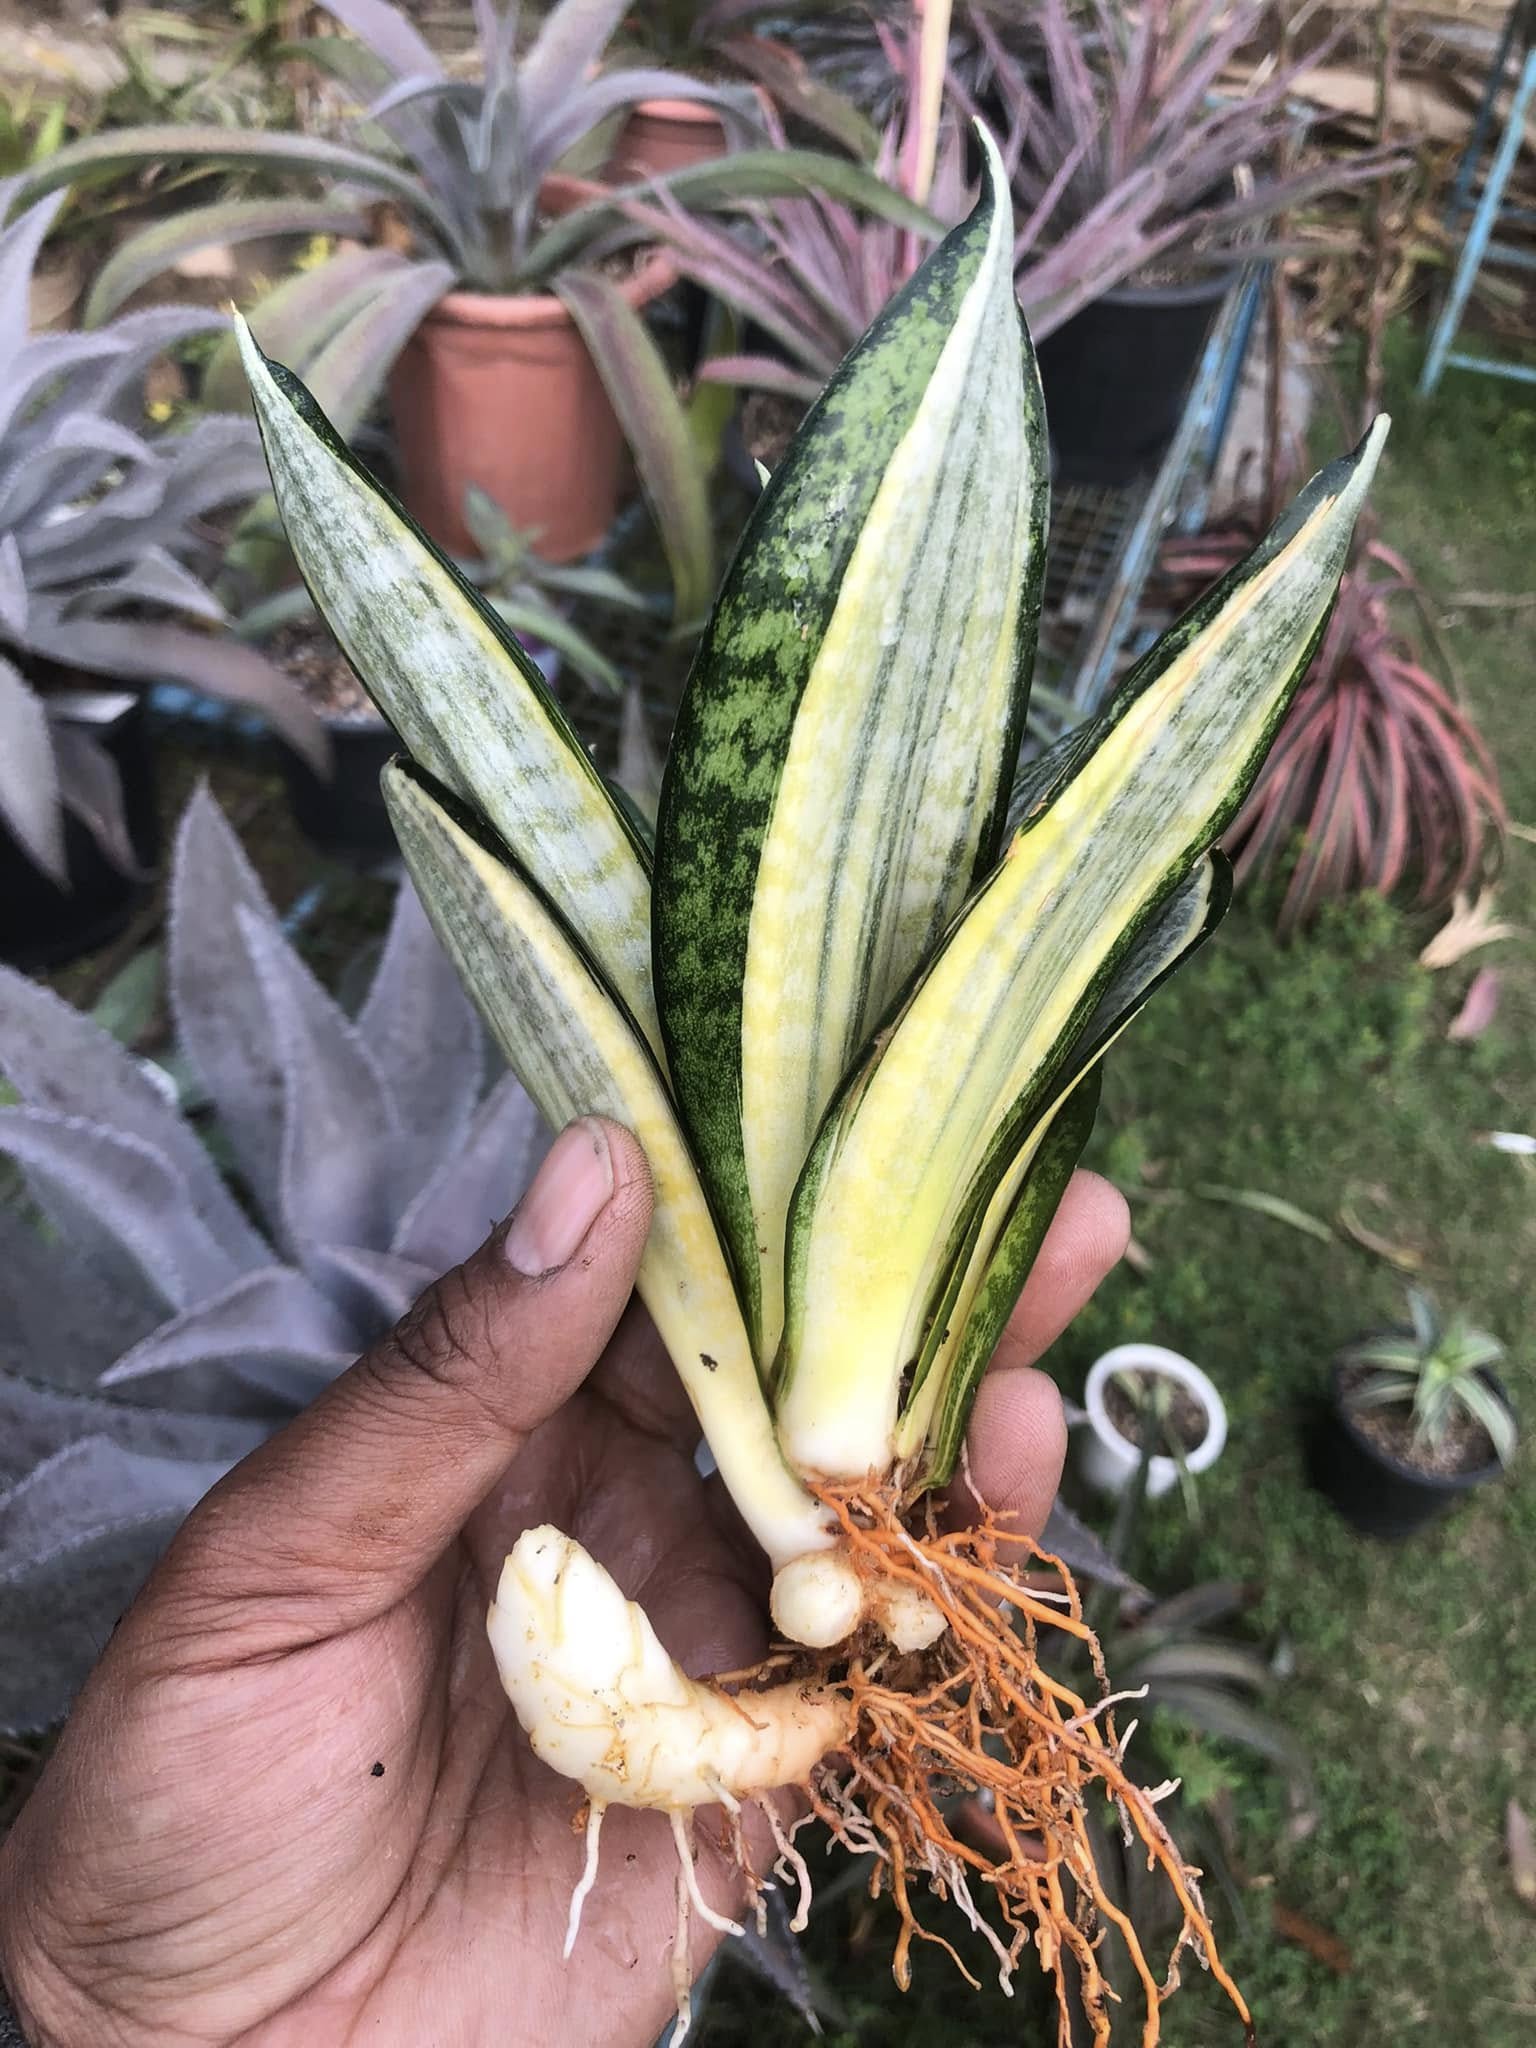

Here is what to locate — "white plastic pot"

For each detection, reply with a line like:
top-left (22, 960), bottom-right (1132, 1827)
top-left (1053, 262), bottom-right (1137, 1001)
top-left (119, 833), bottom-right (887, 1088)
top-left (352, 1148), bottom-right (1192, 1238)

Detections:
top-left (1077, 1344), bottom-right (1228, 1500)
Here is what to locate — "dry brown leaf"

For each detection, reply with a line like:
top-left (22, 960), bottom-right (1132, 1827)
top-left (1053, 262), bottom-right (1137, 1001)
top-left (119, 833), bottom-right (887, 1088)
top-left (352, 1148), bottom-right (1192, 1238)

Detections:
top-left (1272, 1901), bottom-right (1354, 1975)
top-left (1283, 63), bottom-right (1472, 145)
top-left (1447, 966), bottom-right (1501, 1042)
top-left (1418, 889), bottom-right (1520, 970)
top-left (1336, 1194), bottom-right (1423, 1273)
top-left (1507, 1799), bottom-right (1536, 1912)
top-left (1122, 1232), bottom-right (1155, 1277)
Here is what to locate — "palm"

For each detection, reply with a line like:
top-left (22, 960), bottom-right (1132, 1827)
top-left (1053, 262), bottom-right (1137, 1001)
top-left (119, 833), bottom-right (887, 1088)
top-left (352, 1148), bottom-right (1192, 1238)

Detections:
top-left (78, 1305), bottom-right (763, 2048)
top-left (3, 1153), bottom-right (1116, 2048)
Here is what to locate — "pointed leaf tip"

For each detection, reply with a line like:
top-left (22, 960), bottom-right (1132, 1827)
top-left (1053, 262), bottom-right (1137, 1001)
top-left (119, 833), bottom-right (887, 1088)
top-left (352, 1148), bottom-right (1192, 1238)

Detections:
top-left (971, 118), bottom-right (1008, 213)
top-left (235, 311), bottom-right (662, 1056)
top-left (654, 146), bottom-right (1046, 1366)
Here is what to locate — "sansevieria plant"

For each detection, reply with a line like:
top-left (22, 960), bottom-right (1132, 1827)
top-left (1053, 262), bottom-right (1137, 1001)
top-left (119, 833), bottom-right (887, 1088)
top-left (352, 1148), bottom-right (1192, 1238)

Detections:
top-left (239, 131), bottom-right (1384, 2044)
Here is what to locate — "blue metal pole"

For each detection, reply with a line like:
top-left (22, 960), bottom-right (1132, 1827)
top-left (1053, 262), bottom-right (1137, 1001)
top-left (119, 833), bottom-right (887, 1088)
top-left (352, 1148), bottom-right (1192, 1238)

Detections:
top-left (1420, 45), bottom-right (1536, 394)
top-left (1446, 0), bottom-right (1523, 220)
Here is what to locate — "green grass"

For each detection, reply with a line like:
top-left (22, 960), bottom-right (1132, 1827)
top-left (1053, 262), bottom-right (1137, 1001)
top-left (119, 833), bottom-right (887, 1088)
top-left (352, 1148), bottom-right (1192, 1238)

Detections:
top-left (701, 339), bottom-right (1536, 2042)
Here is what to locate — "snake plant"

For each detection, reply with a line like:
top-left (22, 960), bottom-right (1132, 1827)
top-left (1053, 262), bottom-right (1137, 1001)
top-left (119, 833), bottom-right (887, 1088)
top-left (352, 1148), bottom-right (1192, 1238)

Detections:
top-left (239, 128), bottom-right (1383, 2041)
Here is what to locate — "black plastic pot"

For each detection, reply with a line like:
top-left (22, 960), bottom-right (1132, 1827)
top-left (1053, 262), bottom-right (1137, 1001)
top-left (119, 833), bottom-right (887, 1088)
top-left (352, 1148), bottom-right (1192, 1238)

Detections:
top-left (0, 689), bottom-right (158, 970)
top-left (1307, 1360), bottom-right (1514, 1540)
top-left (281, 713), bottom-right (400, 861)
top-left (1035, 274), bottom-right (1232, 488)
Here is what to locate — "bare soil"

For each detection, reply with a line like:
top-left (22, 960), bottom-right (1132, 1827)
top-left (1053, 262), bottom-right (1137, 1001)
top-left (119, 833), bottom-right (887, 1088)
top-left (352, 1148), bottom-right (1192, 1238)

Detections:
top-left (741, 391), bottom-right (806, 473)
top-left (1103, 1370), bottom-right (1208, 1452)
top-left (266, 621), bottom-right (379, 726)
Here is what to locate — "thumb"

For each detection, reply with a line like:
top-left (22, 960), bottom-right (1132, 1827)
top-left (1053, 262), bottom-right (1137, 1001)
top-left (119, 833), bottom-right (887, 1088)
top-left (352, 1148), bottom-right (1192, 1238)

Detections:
top-left (160, 1117), bottom-right (653, 1637)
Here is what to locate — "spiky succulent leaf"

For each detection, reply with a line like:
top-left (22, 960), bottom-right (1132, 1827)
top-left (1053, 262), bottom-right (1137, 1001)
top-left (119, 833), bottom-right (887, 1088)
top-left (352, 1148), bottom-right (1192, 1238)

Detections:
top-left (97, 1268), bottom-right (355, 1407)
top-left (519, 149), bottom-right (944, 286)
top-left (23, 614), bottom-right (329, 775)
top-left (236, 319), bottom-right (662, 1055)
top-left (381, 760), bottom-right (828, 1568)
top-left (392, 1073), bottom-right (546, 1273)
top-left (653, 131), bottom-right (1047, 1366)
top-left (0, 203), bottom-right (324, 870)
top-left (518, 0), bottom-right (630, 108)
top-left (1453, 1374), bottom-right (1517, 1466)
top-left (553, 270), bottom-right (715, 630)
top-left (776, 422), bottom-right (1388, 1480)
top-left (7, 125), bottom-right (455, 251)
top-left (0, 1439), bottom-right (248, 1733)
top-left (0, 965), bottom-right (266, 1272)
top-left (0, 1208), bottom-right (163, 1393)
top-left (298, 259), bottom-right (458, 440)
top-left (0, 1109), bottom-right (257, 1315)
top-left (317, 0), bottom-right (442, 78)
top-left (0, 789), bottom-right (543, 1730)
top-left (83, 199), bottom-right (372, 327)
top-left (0, 652), bottom-right (63, 881)
top-left (199, 247), bottom-right (416, 416)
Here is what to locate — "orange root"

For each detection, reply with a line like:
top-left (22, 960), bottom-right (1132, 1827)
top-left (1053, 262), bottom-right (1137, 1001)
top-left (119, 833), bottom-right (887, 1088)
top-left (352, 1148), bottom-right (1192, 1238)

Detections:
top-left (791, 1483), bottom-right (1255, 2048)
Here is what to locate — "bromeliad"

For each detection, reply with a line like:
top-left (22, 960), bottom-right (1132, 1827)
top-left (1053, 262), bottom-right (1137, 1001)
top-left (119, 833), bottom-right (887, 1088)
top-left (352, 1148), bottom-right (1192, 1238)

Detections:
top-left (240, 129), bottom-right (1384, 2045)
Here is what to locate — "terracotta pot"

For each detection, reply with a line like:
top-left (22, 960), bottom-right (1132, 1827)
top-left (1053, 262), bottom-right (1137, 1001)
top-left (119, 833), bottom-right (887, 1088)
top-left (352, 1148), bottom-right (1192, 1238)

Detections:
top-left (387, 194), bottom-right (677, 561)
top-left (28, 246), bottom-right (87, 333)
top-left (608, 97), bottom-right (732, 183)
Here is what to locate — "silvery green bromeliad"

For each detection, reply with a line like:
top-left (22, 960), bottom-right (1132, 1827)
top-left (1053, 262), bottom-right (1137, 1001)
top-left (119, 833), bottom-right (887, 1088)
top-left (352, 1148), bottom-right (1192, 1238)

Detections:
top-left (239, 130), bottom-right (1383, 2045)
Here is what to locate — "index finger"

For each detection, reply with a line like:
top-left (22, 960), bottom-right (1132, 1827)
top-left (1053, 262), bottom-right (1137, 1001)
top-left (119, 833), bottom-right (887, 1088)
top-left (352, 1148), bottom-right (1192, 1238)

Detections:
top-left (949, 1169), bottom-right (1130, 1540)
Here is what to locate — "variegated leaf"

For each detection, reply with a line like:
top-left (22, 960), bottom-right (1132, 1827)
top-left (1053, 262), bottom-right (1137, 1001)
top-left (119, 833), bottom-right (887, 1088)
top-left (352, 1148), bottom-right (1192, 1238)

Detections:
top-left (905, 853), bottom-right (1231, 1480)
top-left (237, 320), bottom-right (662, 1056)
top-left (383, 760), bottom-right (828, 1569)
top-left (653, 129), bottom-right (1048, 1366)
top-left (777, 422), bottom-right (1388, 1480)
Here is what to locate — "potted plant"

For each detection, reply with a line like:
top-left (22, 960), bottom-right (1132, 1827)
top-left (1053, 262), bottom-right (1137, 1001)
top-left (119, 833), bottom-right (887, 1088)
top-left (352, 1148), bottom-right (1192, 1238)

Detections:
top-left (969, 0), bottom-right (1386, 483)
top-left (1314, 1287), bottom-right (1517, 1539)
top-left (607, 0), bottom-right (875, 181)
top-left (18, 0), bottom-right (888, 596)
top-left (631, 1), bottom-right (1365, 444)
top-left (0, 197), bottom-right (324, 966)
top-left (612, 9), bottom-right (982, 429)
top-left (1158, 518), bottom-right (1506, 931)
top-left (1079, 1344), bottom-right (1229, 1504)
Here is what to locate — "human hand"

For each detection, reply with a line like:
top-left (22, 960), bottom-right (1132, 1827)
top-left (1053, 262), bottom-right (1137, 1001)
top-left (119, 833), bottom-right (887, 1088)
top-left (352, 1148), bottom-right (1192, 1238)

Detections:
top-left (0, 1118), bottom-right (1126, 2048)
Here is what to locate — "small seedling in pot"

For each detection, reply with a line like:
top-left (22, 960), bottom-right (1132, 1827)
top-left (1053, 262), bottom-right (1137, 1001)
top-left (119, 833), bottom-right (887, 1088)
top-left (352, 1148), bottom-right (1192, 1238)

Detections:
top-left (1107, 1368), bottom-right (1208, 1521)
top-left (1341, 1287), bottom-right (1515, 1476)
top-left (1314, 1284), bottom-right (1517, 1540)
